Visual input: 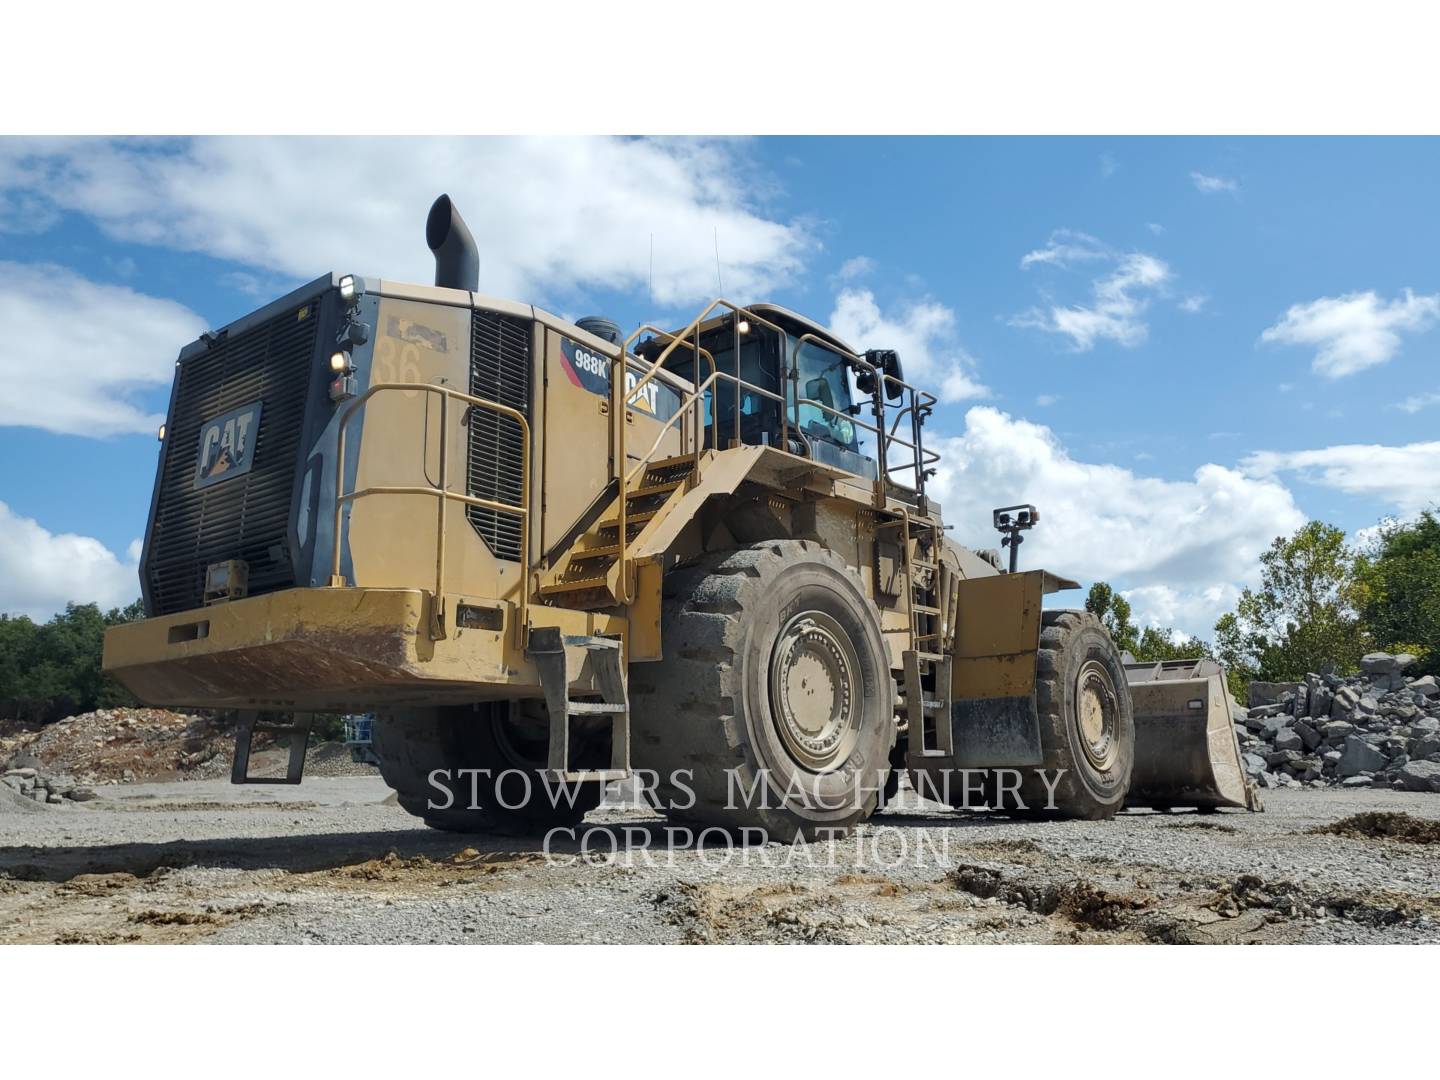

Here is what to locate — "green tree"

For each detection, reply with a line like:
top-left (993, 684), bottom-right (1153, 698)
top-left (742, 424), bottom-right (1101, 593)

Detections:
top-left (0, 600), bottom-right (144, 723)
top-left (1356, 509), bottom-right (1440, 676)
top-left (1085, 581), bottom-right (1137, 653)
top-left (1213, 521), bottom-right (1368, 682)
top-left (1132, 625), bottom-right (1210, 663)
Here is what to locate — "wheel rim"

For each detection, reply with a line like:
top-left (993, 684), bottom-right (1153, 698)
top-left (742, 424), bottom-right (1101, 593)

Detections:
top-left (1075, 659), bottom-right (1119, 771)
top-left (768, 610), bottom-right (862, 772)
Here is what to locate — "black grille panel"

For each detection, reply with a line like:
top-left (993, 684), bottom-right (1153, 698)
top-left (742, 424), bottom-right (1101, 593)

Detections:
top-left (466, 311), bottom-right (531, 562)
top-left (147, 304), bottom-right (319, 614)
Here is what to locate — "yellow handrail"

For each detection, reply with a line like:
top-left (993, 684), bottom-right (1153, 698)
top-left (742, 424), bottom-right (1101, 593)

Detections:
top-left (330, 382), bottom-right (531, 647)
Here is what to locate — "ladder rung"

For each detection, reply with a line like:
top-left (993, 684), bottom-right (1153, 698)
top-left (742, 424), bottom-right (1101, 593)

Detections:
top-left (912, 604), bottom-right (941, 614)
top-left (912, 561), bottom-right (938, 571)
top-left (568, 702), bottom-right (629, 715)
top-left (551, 769), bottom-right (629, 784)
top-left (915, 651), bottom-right (946, 662)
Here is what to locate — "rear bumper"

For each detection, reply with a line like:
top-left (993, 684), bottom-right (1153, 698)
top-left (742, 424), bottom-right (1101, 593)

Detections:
top-left (102, 587), bottom-right (538, 712)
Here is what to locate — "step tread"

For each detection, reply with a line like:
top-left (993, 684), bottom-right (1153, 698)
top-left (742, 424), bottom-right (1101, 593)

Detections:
top-left (538, 577), bottom-right (612, 596)
top-left (569, 544), bottom-right (621, 560)
top-left (598, 508), bottom-right (659, 529)
top-left (627, 480), bottom-right (684, 499)
top-left (567, 702), bottom-right (629, 715)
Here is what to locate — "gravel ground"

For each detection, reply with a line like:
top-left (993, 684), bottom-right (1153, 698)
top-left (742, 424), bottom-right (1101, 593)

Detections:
top-left (2, 776), bottom-right (1437, 944)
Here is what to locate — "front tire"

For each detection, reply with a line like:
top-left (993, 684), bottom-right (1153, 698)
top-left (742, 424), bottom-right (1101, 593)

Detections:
top-left (629, 541), bottom-right (896, 841)
top-left (1015, 610), bottom-right (1134, 818)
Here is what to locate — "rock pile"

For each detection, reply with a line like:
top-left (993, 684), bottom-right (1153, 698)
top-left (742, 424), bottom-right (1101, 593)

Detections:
top-left (1, 766), bottom-right (97, 805)
top-left (1235, 653), bottom-right (1440, 793)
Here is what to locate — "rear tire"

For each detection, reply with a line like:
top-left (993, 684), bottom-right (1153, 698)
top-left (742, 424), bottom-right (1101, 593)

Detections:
top-left (629, 540), bottom-right (896, 841)
top-left (1014, 610), bottom-right (1134, 818)
top-left (373, 704), bottom-right (603, 834)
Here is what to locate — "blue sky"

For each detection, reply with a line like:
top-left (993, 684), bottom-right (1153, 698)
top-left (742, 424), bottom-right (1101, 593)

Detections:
top-left (1, 136), bottom-right (1437, 635)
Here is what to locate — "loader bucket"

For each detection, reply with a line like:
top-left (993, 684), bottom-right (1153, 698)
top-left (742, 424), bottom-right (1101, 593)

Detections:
top-left (1124, 658), bottom-right (1263, 812)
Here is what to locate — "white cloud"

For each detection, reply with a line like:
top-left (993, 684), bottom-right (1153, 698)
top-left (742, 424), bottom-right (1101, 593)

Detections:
top-left (835, 256), bottom-right (874, 282)
top-left (0, 501), bottom-right (141, 620)
top-left (1015, 232), bottom-right (1172, 351)
top-left (1191, 172), bottom-right (1238, 194)
top-left (828, 288), bottom-right (990, 404)
top-left (0, 261), bottom-right (206, 436)
top-left (1260, 289), bottom-right (1440, 378)
top-left (0, 137), bottom-right (809, 308)
top-left (1146, 223), bottom-right (1165, 235)
top-left (1018, 229), bottom-right (1110, 269)
top-left (931, 407), bottom-right (1306, 637)
top-left (1035, 394), bottom-right (1060, 406)
top-left (1395, 390), bottom-right (1440, 414)
top-left (1099, 154), bottom-right (1118, 178)
top-left (1179, 294), bottom-right (1207, 313)
top-left (1243, 441), bottom-right (1440, 515)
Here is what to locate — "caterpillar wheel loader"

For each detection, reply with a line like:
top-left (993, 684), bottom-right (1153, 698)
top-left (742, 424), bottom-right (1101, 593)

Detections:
top-left (102, 194), bottom-right (1260, 840)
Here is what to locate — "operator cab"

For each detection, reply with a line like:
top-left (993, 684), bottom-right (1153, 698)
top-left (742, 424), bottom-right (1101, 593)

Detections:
top-left (639, 304), bottom-right (881, 480)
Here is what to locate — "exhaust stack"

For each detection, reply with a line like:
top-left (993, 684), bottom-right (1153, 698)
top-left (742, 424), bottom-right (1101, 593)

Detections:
top-left (426, 194), bottom-right (479, 292)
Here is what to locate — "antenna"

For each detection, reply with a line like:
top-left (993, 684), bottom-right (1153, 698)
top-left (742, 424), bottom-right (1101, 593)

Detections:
top-left (713, 226), bottom-right (724, 295)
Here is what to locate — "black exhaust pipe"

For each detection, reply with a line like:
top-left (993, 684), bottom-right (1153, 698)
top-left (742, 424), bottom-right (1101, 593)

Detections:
top-left (426, 194), bottom-right (479, 292)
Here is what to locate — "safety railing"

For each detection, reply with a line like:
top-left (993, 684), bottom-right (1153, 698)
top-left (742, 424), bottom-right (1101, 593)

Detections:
top-left (789, 331), bottom-right (941, 506)
top-left (329, 382), bottom-right (531, 646)
top-left (608, 298), bottom-right (942, 605)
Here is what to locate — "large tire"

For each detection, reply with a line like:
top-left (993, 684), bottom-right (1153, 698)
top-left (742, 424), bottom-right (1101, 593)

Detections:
top-left (629, 540), bottom-right (896, 841)
top-left (373, 704), bottom-right (603, 834)
top-left (1013, 610), bottom-right (1135, 818)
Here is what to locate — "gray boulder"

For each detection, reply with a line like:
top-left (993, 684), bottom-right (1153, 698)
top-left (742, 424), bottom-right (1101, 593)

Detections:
top-left (1331, 686), bottom-right (1360, 717)
top-left (1360, 652), bottom-right (1416, 676)
top-left (1293, 719), bottom-right (1322, 751)
top-left (1322, 720), bottom-right (1355, 743)
top-left (1397, 760), bottom-right (1440, 793)
top-left (1274, 729), bottom-right (1304, 752)
top-left (1337, 735), bottom-right (1388, 778)
top-left (1248, 681), bottom-right (1303, 708)
top-left (1408, 675), bottom-right (1439, 697)
top-left (1241, 752), bottom-right (1267, 777)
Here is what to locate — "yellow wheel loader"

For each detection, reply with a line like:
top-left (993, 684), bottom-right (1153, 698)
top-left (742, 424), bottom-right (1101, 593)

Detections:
top-left (102, 195), bottom-right (1259, 839)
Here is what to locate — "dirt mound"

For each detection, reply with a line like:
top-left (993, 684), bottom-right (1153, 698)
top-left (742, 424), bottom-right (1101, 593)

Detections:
top-left (1, 709), bottom-right (229, 784)
top-left (1, 710), bottom-right (378, 786)
top-left (1318, 811), bottom-right (1440, 845)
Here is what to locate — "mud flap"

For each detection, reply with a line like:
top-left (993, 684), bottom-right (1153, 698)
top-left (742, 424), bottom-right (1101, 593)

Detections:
top-left (1125, 659), bottom-right (1262, 811)
top-left (949, 571), bottom-right (1045, 769)
top-left (952, 695), bottom-right (1043, 767)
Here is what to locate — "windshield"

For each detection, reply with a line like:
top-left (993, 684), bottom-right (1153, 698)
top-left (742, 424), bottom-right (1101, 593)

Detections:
top-left (793, 338), bottom-right (859, 452)
top-left (655, 326), bottom-right (863, 457)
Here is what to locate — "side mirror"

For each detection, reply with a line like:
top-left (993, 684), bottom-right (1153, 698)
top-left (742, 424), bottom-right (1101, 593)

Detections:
top-left (859, 349), bottom-right (905, 401)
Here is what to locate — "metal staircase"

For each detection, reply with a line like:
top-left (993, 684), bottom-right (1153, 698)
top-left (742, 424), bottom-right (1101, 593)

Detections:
top-left (537, 454), bottom-right (698, 610)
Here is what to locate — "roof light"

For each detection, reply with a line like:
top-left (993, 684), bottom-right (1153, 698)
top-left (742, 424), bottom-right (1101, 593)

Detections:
top-left (338, 275), bottom-right (358, 302)
top-left (157, 423), bottom-right (166, 442)
top-left (329, 350), bottom-right (351, 373)
top-left (737, 319), bottom-right (751, 335)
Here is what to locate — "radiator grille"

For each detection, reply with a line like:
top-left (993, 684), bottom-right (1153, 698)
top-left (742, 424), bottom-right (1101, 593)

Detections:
top-left (466, 311), bottom-right (531, 562)
top-left (147, 304), bottom-right (319, 614)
